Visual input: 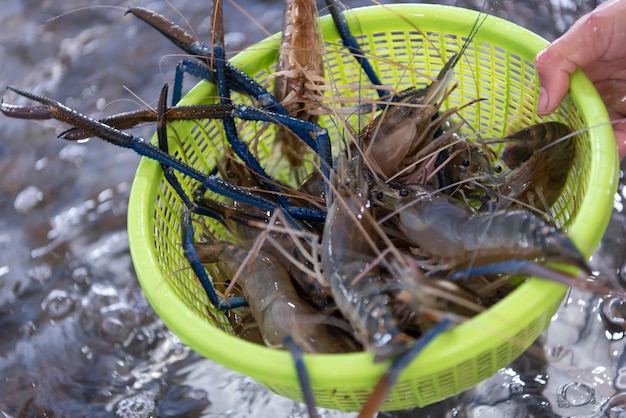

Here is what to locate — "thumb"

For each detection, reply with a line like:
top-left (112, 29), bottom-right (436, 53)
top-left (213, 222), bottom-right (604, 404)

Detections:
top-left (534, 49), bottom-right (571, 115)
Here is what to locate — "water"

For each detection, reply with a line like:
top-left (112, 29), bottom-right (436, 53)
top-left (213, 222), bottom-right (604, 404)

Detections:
top-left (0, 0), bottom-right (618, 416)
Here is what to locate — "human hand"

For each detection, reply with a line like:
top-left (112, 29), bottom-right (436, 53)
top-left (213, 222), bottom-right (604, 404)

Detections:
top-left (535, 0), bottom-right (626, 159)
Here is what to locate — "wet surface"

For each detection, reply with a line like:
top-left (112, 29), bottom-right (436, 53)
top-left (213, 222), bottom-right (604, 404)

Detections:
top-left (0, 0), bottom-right (621, 417)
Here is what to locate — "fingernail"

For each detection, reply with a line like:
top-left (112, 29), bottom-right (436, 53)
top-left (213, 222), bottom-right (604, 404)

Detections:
top-left (537, 87), bottom-right (549, 114)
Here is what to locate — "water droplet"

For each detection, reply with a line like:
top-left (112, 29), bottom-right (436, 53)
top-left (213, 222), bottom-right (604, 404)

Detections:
top-left (81, 344), bottom-right (93, 360)
top-left (27, 263), bottom-right (52, 283)
top-left (557, 381), bottom-right (595, 408)
top-left (615, 368), bottom-right (626, 390)
top-left (71, 265), bottom-right (90, 283)
top-left (602, 296), bottom-right (626, 326)
top-left (224, 31), bottom-right (246, 50)
top-left (522, 394), bottom-right (552, 414)
top-left (13, 185), bottom-right (44, 213)
top-left (41, 289), bottom-right (75, 320)
top-left (619, 263), bottom-right (626, 284)
top-left (35, 157), bottom-right (48, 170)
top-left (548, 344), bottom-right (564, 358)
top-left (58, 143), bottom-right (87, 167)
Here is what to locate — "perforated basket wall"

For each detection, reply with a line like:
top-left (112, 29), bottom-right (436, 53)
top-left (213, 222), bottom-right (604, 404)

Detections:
top-left (127, 4), bottom-right (618, 411)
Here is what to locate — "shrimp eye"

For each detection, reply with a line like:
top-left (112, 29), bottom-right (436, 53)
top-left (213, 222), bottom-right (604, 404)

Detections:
top-left (376, 190), bottom-right (384, 200)
top-left (462, 159), bottom-right (470, 167)
top-left (399, 188), bottom-right (409, 197)
top-left (494, 165), bottom-right (502, 173)
top-left (224, 279), bottom-right (231, 286)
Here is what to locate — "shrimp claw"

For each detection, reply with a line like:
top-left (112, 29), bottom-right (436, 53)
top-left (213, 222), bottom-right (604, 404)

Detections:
top-left (181, 206), bottom-right (248, 310)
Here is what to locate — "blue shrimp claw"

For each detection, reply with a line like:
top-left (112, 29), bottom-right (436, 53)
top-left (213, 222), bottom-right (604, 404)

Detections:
top-left (359, 318), bottom-right (453, 417)
top-left (127, 2), bottom-right (332, 210)
top-left (181, 205), bottom-right (247, 310)
top-left (324, 0), bottom-right (385, 99)
top-left (283, 336), bottom-right (320, 418)
top-left (1, 86), bottom-right (328, 223)
top-left (0, 86), bottom-right (283, 213)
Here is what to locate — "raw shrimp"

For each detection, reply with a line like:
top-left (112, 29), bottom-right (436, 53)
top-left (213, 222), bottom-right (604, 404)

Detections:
top-left (496, 121), bottom-right (575, 211)
top-left (193, 230), bottom-right (357, 354)
top-left (271, 0), bottom-right (326, 171)
top-left (371, 181), bottom-right (590, 279)
top-left (321, 155), bottom-right (407, 361)
top-left (359, 10), bottom-right (487, 182)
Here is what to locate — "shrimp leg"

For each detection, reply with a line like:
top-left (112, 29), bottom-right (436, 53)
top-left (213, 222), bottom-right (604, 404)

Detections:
top-left (1, 86), bottom-right (330, 222)
top-left (283, 336), bottom-right (320, 418)
top-left (324, 0), bottom-right (385, 98)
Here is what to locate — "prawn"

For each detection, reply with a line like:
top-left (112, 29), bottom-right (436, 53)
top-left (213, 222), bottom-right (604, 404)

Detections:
top-left (191, 212), bottom-right (357, 354)
top-left (359, 10), bottom-right (488, 183)
top-left (495, 121), bottom-right (576, 212)
top-left (271, 0), bottom-right (326, 173)
top-left (371, 181), bottom-right (593, 286)
top-left (321, 154), bottom-right (408, 361)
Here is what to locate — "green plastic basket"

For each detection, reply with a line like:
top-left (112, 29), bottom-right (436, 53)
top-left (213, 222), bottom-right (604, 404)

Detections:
top-left (127, 4), bottom-right (618, 411)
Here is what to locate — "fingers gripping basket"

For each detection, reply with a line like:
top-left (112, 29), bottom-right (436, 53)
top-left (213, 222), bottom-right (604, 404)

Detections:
top-left (127, 4), bottom-right (618, 411)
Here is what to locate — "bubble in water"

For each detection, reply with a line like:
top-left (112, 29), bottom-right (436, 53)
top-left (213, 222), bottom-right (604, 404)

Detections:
top-left (557, 381), bottom-right (596, 408)
top-left (87, 283), bottom-right (120, 310)
top-left (600, 296), bottom-right (626, 339)
top-left (41, 289), bottom-right (75, 320)
top-left (98, 306), bottom-right (139, 344)
top-left (115, 390), bottom-right (157, 418)
top-left (99, 316), bottom-right (128, 343)
top-left (13, 185), bottom-right (44, 213)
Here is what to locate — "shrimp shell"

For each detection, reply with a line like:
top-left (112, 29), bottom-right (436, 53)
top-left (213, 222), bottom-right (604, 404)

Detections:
top-left (195, 240), bottom-right (356, 354)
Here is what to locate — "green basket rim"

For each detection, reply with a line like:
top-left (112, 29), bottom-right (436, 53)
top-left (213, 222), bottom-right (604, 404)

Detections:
top-left (128, 3), bottom-right (618, 406)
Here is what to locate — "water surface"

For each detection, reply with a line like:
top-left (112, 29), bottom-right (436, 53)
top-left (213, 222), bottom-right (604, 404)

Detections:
top-left (0, 1), bottom-right (619, 417)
